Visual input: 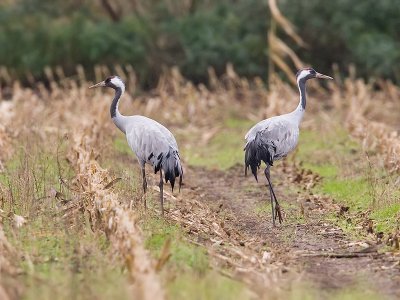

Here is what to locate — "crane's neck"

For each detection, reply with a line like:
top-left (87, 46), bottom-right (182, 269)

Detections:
top-left (110, 87), bottom-right (127, 133)
top-left (291, 77), bottom-right (307, 125)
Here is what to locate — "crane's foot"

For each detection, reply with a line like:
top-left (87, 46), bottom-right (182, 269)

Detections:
top-left (274, 203), bottom-right (283, 224)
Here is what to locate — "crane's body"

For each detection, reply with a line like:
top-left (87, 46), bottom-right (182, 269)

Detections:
top-left (90, 76), bottom-right (183, 215)
top-left (244, 68), bottom-right (332, 225)
top-left (245, 115), bottom-right (300, 169)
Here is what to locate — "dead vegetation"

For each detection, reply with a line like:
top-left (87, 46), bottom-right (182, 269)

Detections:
top-left (0, 65), bottom-right (399, 298)
top-left (0, 127), bottom-right (10, 166)
top-left (0, 222), bottom-right (19, 300)
top-left (330, 75), bottom-right (400, 173)
top-left (166, 188), bottom-right (285, 296)
top-left (65, 126), bottom-right (164, 300)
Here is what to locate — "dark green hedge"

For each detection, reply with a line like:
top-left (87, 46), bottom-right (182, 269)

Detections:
top-left (281, 0), bottom-right (400, 81)
top-left (0, 0), bottom-right (399, 86)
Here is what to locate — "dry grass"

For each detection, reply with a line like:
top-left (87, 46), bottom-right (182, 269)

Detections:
top-left (66, 125), bottom-right (164, 300)
top-left (335, 78), bottom-right (400, 173)
top-left (0, 64), bottom-right (399, 298)
top-left (0, 222), bottom-right (19, 300)
top-left (0, 119), bottom-right (13, 171)
top-left (165, 189), bottom-right (285, 296)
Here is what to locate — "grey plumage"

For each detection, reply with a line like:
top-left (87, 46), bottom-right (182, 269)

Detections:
top-left (245, 117), bottom-right (299, 180)
top-left (244, 68), bottom-right (333, 226)
top-left (90, 76), bottom-right (183, 215)
top-left (124, 115), bottom-right (183, 191)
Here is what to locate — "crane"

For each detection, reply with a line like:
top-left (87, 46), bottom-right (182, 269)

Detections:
top-left (89, 76), bottom-right (183, 215)
top-left (244, 68), bottom-right (332, 226)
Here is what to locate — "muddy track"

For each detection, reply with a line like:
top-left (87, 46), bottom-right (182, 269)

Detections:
top-left (179, 164), bottom-right (400, 298)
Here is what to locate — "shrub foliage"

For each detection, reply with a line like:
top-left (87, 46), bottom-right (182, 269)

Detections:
top-left (0, 0), bottom-right (399, 86)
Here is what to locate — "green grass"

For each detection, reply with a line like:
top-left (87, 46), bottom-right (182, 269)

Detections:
top-left (168, 272), bottom-right (252, 300)
top-left (321, 177), bottom-right (371, 209)
top-left (181, 118), bottom-right (253, 170)
top-left (297, 127), bottom-right (400, 235)
top-left (142, 216), bottom-right (252, 299)
top-left (297, 128), bottom-right (360, 163)
top-left (15, 224), bottom-right (129, 300)
top-left (1, 140), bottom-right (130, 300)
top-left (302, 163), bottom-right (338, 178)
top-left (0, 140), bottom-right (74, 216)
top-left (371, 203), bottom-right (400, 232)
top-left (113, 134), bottom-right (131, 156)
top-left (144, 217), bottom-right (209, 273)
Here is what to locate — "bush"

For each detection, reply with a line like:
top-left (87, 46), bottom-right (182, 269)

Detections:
top-left (280, 0), bottom-right (400, 80)
top-left (0, 0), bottom-right (399, 86)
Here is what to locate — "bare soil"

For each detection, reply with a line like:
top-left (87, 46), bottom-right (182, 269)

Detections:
top-left (176, 163), bottom-right (400, 298)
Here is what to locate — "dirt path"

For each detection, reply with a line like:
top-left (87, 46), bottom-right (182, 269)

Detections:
top-left (177, 163), bottom-right (400, 298)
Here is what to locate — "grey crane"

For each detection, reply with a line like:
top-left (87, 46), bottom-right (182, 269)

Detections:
top-left (244, 68), bottom-right (332, 226)
top-left (89, 76), bottom-right (183, 215)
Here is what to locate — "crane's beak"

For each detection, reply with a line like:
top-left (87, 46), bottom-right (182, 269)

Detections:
top-left (315, 72), bottom-right (333, 80)
top-left (89, 81), bottom-right (106, 89)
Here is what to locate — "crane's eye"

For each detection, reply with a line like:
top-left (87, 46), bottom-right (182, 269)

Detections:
top-left (105, 77), bottom-right (112, 83)
top-left (310, 70), bottom-right (316, 75)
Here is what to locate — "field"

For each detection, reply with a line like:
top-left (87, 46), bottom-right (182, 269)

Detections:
top-left (1, 66), bottom-right (400, 299)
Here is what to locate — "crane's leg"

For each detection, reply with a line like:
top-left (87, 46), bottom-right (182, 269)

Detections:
top-left (142, 167), bottom-right (147, 193)
top-left (264, 167), bottom-right (283, 225)
top-left (159, 169), bottom-right (164, 216)
top-left (141, 166), bottom-right (147, 210)
top-left (264, 167), bottom-right (275, 226)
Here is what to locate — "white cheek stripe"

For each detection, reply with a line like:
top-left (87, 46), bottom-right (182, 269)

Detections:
top-left (111, 77), bottom-right (125, 92)
top-left (298, 70), bottom-right (309, 81)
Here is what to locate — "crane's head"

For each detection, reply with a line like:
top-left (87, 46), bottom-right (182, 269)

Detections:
top-left (296, 68), bottom-right (333, 82)
top-left (89, 75), bottom-right (125, 91)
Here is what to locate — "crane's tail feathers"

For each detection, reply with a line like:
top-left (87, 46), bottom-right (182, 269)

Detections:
top-left (244, 136), bottom-right (274, 181)
top-left (156, 147), bottom-right (183, 192)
